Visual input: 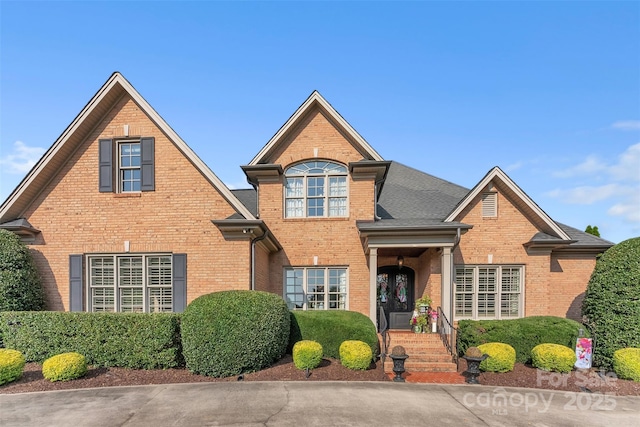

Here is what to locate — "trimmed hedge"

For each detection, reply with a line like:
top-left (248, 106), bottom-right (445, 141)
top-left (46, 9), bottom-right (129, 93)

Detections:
top-left (0, 312), bottom-right (181, 368)
top-left (42, 352), bottom-right (87, 382)
top-left (582, 237), bottom-right (640, 370)
top-left (478, 342), bottom-right (516, 373)
top-left (339, 340), bottom-right (373, 370)
top-left (531, 343), bottom-right (576, 373)
top-left (457, 316), bottom-right (587, 364)
top-left (289, 310), bottom-right (378, 359)
top-left (0, 229), bottom-right (45, 311)
top-left (613, 348), bottom-right (640, 382)
top-left (181, 290), bottom-right (290, 378)
top-left (0, 348), bottom-right (25, 385)
top-left (292, 340), bottom-right (323, 370)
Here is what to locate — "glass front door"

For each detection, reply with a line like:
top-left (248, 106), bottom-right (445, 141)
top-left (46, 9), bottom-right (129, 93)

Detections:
top-left (377, 266), bottom-right (415, 329)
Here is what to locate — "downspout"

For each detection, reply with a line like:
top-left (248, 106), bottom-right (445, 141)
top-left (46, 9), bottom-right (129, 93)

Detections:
top-left (250, 230), bottom-right (269, 291)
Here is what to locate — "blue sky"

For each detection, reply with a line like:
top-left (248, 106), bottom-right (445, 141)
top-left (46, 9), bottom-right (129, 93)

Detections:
top-left (1, 1), bottom-right (639, 243)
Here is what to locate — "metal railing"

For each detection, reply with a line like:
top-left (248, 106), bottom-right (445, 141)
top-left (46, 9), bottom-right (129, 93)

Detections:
top-left (377, 305), bottom-right (390, 378)
top-left (436, 306), bottom-right (458, 365)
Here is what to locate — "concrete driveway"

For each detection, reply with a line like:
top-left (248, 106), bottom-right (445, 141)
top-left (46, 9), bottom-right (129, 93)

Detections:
top-left (1, 382), bottom-right (638, 426)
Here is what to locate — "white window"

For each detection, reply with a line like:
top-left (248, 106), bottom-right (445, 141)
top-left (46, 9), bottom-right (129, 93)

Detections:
top-left (284, 267), bottom-right (348, 310)
top-left (87, 254), bottom-right (172, 312)
top-left (118, 141), bottom-right (141, 192)
top-left (454, 265), bottom-right (523, 320)
top-left (284, 161), bottom-right (348, 218)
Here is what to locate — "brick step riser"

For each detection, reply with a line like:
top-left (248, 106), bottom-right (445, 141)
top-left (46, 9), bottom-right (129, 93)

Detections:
top-left (384, 364), bottom-right (458, 374)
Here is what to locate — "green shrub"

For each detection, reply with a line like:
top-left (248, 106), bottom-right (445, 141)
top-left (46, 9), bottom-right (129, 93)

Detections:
top-left (457, 316), bottom-right (587, 364)
top-left (292, 340), bottom-right (323, 370)
top-left (613, 348), bottom-right (640, 382)
top-left (0, 312), bottom-right (181, 368)
top-left (0, 229), bottom-right (45, 311)
top-left (582, 237), bottom-right (640, 370)
top-left (289, 311), bottom-right (378, 359)
top-left (181, 290), bottom-right (290, 378)
top-left (42, 352), bottom-right (87, 382)
top-left (531, 343), bottom-right (576, 373)
top-left (339, 340), bottom-right (373, 370)
top-left (0, 349), bottom-right (25, 385)
top-left (478, 342), bottom-right (516, 373)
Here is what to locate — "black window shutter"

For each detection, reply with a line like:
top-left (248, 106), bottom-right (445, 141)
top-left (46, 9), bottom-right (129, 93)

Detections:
top-left (172, 254), bottom-right (187, 312)
top-left (140, 137), bottom-right (155, 191)
top-left (98, 139), bottom-right (113, 192)
top-left (69, 255), bottom-right (84, 311)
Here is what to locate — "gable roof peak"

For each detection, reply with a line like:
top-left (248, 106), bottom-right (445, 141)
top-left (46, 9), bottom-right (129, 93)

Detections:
top-left (445, 166), bottom-right (571, 240)
top-left (248, 91), bottom-right (384, 165)
top-left (0, 71), bottom-right (255, 222)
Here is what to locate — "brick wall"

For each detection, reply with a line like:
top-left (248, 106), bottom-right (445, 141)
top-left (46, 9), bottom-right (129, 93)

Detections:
top-left (255, 108), bottom-right (375, 316)
top-left (25, 95), bottom-right (251, 310)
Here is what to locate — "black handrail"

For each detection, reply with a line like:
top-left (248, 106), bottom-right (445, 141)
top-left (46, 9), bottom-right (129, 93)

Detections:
top-left (377, 305), bottom-right (390, 378)
top-left (436, 306), bottom-right (458, 366)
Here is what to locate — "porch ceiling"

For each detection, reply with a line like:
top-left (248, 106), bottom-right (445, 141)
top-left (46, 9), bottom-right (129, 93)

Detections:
top-left (377, 247), bottom-right (429, 257)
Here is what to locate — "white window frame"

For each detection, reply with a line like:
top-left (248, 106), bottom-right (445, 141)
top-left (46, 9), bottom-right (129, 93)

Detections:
top-left (284, 267), bottom-right (348, 310)
top-left (86, 254), bottom-right (173, 312)
top-left (117, 140), bottom-right (141, 193)
top-left (454, 265), bottom-right (524, 320)
top-left (284, 161), bottom-right (348, 218)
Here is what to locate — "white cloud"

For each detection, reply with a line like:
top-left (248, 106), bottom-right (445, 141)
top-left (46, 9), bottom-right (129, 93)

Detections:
top-left (505, 161), bottom-right (523, 172)
top-left (547, 143), bottom-right (640, 224)
top-left (611, 120), bottom-right (640, 131)
top-left (545, 184), bottom-right (630, 205)
top-left (552, 155), bottom-right (606, 178)
top-left (0, 141), bottom-right (46, 174)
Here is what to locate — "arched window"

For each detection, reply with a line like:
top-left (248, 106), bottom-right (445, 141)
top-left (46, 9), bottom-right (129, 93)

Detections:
top-left (284, 161), bottom-right (348, 218)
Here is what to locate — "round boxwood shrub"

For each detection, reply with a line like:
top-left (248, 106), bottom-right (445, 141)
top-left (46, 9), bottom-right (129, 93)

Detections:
top-left (582, 237), bottom-right (640, 370)
top-left (478, 342), bottom-right (516, 373)
top-left (339, 340), bottom-right (373, 370)
top-left (0, 349), bottom-right (26, 385)
top-left (531, 344), bottom-right (576, 373)
top-left (613, 348), bottom-right (640, 382)
top-left (42, 352), bottom-right (87, 382)
top-left (292, 340), bottom-right (323, 370)
top-left (0, 229), bottom-right (45, 311)
top-left (181, 290), bottom-right (290, 377)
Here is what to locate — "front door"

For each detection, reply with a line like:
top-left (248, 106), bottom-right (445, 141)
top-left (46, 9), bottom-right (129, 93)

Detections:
top-left (377, 266), bottom-right (415, 329)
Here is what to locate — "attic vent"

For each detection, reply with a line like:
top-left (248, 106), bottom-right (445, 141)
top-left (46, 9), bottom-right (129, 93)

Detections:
top-left (482, 192), bottom-right (497, 217)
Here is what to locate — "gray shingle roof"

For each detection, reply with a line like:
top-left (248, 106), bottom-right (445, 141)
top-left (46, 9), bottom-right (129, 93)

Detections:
top-left (231, 189), bottom-right (258, 217)
top-left (557, 223), bottom-right (614, 248)
top-left (377, 161), bottom-right (470, 221)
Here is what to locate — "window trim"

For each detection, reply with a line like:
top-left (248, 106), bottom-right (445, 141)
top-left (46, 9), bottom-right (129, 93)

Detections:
top-left (283, 160), bottom-right (349, 218)
top-left (85, 253), bottom-right (173, 313)
top-left (454, 264), bottom-right (525, 320)
top-left (284, 266), bottom-right (349, 311)
top-left (117, 140), bottom-right (142, 193)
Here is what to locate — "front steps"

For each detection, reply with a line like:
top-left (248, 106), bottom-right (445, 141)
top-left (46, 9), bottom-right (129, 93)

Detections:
top-left (380, 330), bottom-right (458, 373)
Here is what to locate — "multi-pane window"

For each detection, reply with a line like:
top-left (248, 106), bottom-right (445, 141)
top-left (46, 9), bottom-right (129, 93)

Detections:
top-left (454, 265), bottom-right (523, 320)
top-left (284, 161), bottom-right (348, 218)
top-left (88, 254), bottom-right (172, 312)
top-left (284, 267), bottom-right (347, 310)
top-left (119, 142), bottom-right (141, 192)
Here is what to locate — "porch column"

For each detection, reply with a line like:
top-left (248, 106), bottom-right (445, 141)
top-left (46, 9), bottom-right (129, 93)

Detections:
top-left (369, 248), bottom-right (378, 324)
top-left (441, 246), bottom-right (454, 322)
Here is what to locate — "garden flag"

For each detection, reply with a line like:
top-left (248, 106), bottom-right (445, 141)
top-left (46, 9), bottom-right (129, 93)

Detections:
top-left (575, 338), bottom-right (593, 369)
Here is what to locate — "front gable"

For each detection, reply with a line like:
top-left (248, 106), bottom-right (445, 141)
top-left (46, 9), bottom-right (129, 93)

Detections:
top-left (0, 72), bottom-right (253, 224)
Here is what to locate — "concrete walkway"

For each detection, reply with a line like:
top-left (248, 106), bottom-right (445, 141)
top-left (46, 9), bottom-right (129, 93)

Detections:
top-left (1, 382), bottom-right (638, 426)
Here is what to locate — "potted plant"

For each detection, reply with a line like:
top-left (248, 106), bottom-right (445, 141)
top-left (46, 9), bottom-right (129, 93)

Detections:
top-left (415, 295), bottom-right (432, 314)
top-left (428, 308), bottom-right (438, 333)
top-left (416, 315), bottom-right (428, 333)
top-left (410, 310), bottom-right (421, 333)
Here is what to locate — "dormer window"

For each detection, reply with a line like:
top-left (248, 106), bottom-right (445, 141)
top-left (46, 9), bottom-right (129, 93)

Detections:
top-left (284, 161), bottom-right (348, 218)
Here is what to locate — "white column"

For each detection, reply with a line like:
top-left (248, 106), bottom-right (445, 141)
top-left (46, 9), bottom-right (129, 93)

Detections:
top-left (441, 246), bottom-right (453, 322)
top-left (369, 248), bottom-right (378, 325)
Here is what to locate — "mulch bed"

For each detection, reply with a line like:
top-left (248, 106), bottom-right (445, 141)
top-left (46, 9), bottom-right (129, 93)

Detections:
top-left (2, 356), bottom-right (639, 396)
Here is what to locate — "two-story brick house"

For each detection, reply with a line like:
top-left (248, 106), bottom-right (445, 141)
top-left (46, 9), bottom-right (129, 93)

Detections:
top-left (0, 72), bottom-right (612, 329)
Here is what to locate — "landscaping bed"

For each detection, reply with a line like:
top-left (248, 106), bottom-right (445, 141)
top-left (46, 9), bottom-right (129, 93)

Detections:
top-left (2, 356), bottom-right (639, 396)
